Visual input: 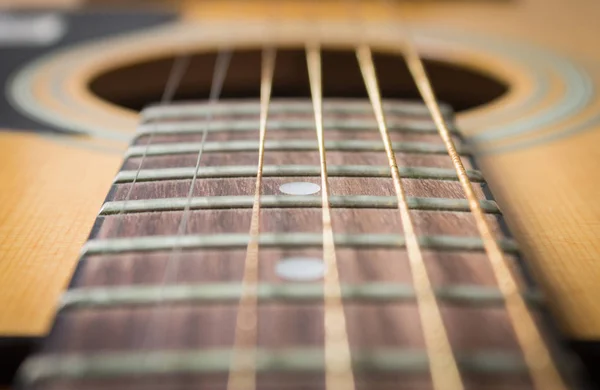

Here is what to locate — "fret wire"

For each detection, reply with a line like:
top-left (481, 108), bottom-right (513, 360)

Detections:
top-left (20, 348), bottom-right (528, 384)
top-left (141, 99), bottom-right (453, 121)
top-left (99, 196), bottom-right (501, 215)
top-left (228, 47), bottom-right (276, 390)
top-left (114, 165), bottom-right (485, 183)
top-left (137, 49), bottom-right (232, 351)
top-left (306, 43), bottom-right (356, 390)
top-left (81, 233), bottom-right (520, 256)
top-left (397, 19), bottom-right (568, 390)
top-left (135, 117), bottom-right (458, 137)
top-left (357, 46), bottom-right (464, 390)
top-left (58, 282), bottom-right (543, 310)
top-left (111, 55), bottom-right (190, 239)
top-left (124, 139), bottom-right (472, 158)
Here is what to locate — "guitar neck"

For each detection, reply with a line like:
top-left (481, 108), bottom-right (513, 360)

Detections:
top-left (16, 97), bottom-right (581, 389)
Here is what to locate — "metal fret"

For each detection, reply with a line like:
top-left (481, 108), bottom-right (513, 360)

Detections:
top-left (125, 140), bottom-right (471, 158)
top-left (58, 282), bottom-right (543, 310)
top-left (99, 195), bottom-right (500, 215)
top-left (140, 99), bottom-right (453, 122)
top-left (81, 233), bottom-right (519, 256)
top-left (20, 348), bottom-right (525, 385)
top-left (114, 165), bottom-right (485, 183)
top-left (135, 117), bottom-right (459, 137)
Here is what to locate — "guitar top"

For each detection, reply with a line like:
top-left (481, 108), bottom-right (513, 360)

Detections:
top-left (1, 0), bottom-right (600, 388)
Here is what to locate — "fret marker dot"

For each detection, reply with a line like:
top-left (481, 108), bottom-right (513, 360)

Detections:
top-left (276, 258), bottom-right (326, 281)
top-left (279, 182), bottom-right (320, 195)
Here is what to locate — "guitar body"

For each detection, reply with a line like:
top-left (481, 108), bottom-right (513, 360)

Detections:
top-left (1, 0), bottom-right (599, 388)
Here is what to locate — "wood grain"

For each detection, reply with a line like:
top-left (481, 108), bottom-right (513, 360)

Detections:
top-left (177, 0), bottom-right (600, 340)
top-left (0, 0), bottom-right (599, 349)
top-left (0, 132), bottom-right (121, 335)
top-left (19, 101), bottom-right (576, 389)
top-left (479, 129), bottom-right (600, 338)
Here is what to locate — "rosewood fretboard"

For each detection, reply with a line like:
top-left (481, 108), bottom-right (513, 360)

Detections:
top-left (17, 99), bottom-right (579, 389)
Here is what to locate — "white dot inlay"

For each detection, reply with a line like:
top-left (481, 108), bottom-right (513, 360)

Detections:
top-left (279, 182), bottom-right (321, 195)
top-left (275, 258), bottom-right (326, 282)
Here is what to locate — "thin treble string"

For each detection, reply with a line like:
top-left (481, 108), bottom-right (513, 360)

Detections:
top-left (384, 3), bottom-right (569, 388)
top-left (356, 46), bottom-right (464, 390)
top-left (112, 55), bottom-right (191, 239)
top-left (138, 49), bottom-right (233, 349)
top-left (227, 47), bottom-right (276, 390)
top-left (306, 43), bottom-right (356, 390)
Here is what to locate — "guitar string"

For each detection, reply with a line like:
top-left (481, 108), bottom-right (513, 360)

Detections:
top-left (306, 42), bottom-right (357, 390)
top-left (302, 5), bottom-right (356, 388)
top-left (383, 4), bottom-right (569, 388)
top-left (356, 46), bottom-right (464, 390)
top-left (138, 49), bottom-right (233, 349)
top-left (344, 0), bottom-right (464, 387)
top-left (227, 3), bottom-right (284, 387)
top-left (404, 46), bottom-right (569, 390)
top-left (110, 55), bottom-right (190, 239)
top-left (105, 7), bottom-right (562, 389)
top-left (227, 47), bottom-right (276, 390)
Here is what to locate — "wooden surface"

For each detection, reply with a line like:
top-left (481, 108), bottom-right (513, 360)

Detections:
top-left (0, 0), bottom-right (599, 343)
top-left (0, 132), bottom-right (121, 335)
top-left (21, 101), bottom-right (555, 389)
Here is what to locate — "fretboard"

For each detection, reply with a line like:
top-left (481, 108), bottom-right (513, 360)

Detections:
top-left (17, 99), bottom-right (578, 390)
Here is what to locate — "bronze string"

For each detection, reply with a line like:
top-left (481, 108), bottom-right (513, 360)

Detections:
top-left (357, 45), bottom-right (465, 390)
top-left (388, 6), bottom-right (568, 388)
top-left (228, 47), bottom-right (276, 390)
top-left (307, 42), bottom-right (357, 390)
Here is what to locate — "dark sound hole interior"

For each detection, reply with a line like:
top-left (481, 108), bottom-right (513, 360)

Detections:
top-left (89, 48), bottom-right (508, 112)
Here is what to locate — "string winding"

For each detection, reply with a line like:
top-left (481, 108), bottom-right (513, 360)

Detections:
top-left (387, 7), bottom-right (568, 388)
top-left (357, 45), bottom-right (465, 390)
top-left (307, 43), bottom-right (357, 390)
top-left (228, 47), bottom-right (276, 390)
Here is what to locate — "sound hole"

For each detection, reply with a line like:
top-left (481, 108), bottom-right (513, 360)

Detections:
top-left (89, 48), bottom-right (508, 112)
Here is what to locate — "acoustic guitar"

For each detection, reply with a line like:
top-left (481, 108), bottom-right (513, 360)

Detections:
top-left (1, 0), bottom-right (599, 388)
